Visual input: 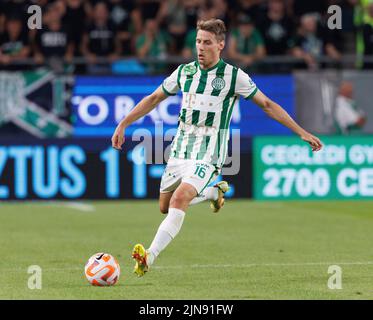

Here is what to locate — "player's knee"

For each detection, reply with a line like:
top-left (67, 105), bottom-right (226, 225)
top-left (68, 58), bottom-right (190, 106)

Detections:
top-left (169, 191), bottom-right (186, 208)
top-left (170, 191), bottom-right (189, 208)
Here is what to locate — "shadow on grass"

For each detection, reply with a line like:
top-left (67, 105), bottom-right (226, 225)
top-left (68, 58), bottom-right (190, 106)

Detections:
top-left (77, 282), bottom-right (155, 289)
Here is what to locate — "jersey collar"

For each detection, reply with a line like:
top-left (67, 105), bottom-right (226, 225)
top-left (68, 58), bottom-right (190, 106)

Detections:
top-left (197, 58), bottom-right (224, 72)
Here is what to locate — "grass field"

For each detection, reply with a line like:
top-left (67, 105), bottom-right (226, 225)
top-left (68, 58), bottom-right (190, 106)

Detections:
top-left (1, 200), bottom-right (373, 300)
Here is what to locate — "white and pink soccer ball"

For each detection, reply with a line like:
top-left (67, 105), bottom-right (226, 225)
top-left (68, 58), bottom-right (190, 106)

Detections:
top-left (84, 253), bottom-right (120, 286)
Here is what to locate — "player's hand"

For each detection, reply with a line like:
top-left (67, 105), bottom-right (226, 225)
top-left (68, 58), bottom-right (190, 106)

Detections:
top-left (111, 125), bottom-right (125, 150)
top-left (301, 132), bottom-right (323, 152)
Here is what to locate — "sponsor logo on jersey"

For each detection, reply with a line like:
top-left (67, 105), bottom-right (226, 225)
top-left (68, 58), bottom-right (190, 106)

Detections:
top-left (184, 64), bottom-right (197, 76)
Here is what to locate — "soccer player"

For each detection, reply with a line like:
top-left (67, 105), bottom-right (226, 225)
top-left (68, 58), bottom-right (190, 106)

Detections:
top-left (111, 19), bottom-right (323, 277)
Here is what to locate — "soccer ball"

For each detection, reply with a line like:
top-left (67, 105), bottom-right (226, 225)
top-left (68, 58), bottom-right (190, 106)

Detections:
top-left (84, 253), bottom-right (120, 286)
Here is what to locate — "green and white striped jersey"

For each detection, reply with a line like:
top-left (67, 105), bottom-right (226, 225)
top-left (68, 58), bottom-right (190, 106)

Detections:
top-left (162, 59), bottom-right (258, 168)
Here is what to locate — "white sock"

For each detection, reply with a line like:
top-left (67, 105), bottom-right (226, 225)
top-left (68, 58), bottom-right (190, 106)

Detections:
top-left (147, 208), bottom-right (185, 265)
top-left (189, 186), bottom-right (218, 205)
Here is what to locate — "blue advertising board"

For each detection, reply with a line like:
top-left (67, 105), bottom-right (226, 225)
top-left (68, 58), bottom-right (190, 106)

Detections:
top-left (71, 75), bottom-right (294, 137)
top-left (0, 138), bottom-right (252, 200)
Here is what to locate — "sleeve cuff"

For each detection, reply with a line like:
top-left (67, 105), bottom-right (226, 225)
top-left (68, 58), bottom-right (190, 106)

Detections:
top-left (244, 87), bottom-right (258, 100)
top-left (162, 84), bottom-right (176, 96)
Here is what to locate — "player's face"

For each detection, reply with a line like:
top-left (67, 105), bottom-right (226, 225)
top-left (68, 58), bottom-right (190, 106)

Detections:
top-left (196, 30), bottom-right (225, 69)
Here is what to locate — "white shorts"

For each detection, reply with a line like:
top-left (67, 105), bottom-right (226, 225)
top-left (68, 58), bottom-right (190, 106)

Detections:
top-left (160, 158), bottom-right (219, 195)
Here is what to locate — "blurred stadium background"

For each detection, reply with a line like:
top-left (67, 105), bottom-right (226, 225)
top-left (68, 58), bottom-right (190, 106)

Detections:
top-left (1, 0), bottom-right (373, 299)
top-left (1, 0), bottom-right (373, 201)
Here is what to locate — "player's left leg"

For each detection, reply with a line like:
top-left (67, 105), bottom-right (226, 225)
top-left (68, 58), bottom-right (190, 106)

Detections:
top-left (157, 159), bottom-right (227, 214)
top-left (184, 161), bottom-right (229, 212)
top-left (160, 184), bottom-right (227, 213)
top-left (189, 181), bottom-right (230, 212)
top-left (189, 186), bottom-right (218, 205)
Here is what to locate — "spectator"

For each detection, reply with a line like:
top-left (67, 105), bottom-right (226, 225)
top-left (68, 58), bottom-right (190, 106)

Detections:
top-left (34, 3), bottom-right (74, 65)
top-left (335, 81), bottom-right (367, 135)
top-left (0, 16), bottom-right (30, 66)
top-left (227, 14), bottom-right (266, 69)
top-left (54, 0), bottom-right (67, 17)
top-left (213, 0), bottom-right (229, 23)
top-left (158, 0), bottom-right (188, 54)
top-left (290, 14), bottom-right (341, 70)
top-left (231, 0), bottom-right (264, 24)
top-left (28, 0), bottom-right (53, 49)
top-left (257, 0), bottom-right (295, 55)
top-left (182, 28), bottom-right (197, 60)
top-left (182, 1), bottom-right (222, 59)
top-left (0, 0), bottom-right (31, 29)
top-left (136, 19), bottom-right (170, 72)
top-left (341, 0), bottom-right (360, 33)
top-left (290, 0), bottom-right (328, 19)
top-left (132, 0), bottom-right (162, 35)
top-left (81, 1), bottom-right (121, 64)
top-left (136, 19), bottom-right (170, 59)
top-left (326, 0), bottom-right (357, 57)
top-left (107, 0), bottom-right (136, 55)
top-left (183, 0), bottom-right (199, 32)
top-left (323, 3), bottom-right (345, 60)
top-left (62, 0), bottom-right (89, 56)
top-left (360, 0), bottom-right (373, 25)
top-left (363, 3), bottom-right (373, 68)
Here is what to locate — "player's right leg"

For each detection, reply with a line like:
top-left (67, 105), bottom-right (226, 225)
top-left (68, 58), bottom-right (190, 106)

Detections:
top-left (132, 159), bottom-right (181, 277)
top-left (159, 191), bottom-right (173, 214)
top-left (132, 243), bottom-right (149, 277)
top-left (132, 183), bottom-right (196, 277)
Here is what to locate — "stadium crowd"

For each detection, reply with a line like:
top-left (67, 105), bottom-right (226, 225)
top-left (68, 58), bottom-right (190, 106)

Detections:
top-left (0, 0), bottom-right (373, 72)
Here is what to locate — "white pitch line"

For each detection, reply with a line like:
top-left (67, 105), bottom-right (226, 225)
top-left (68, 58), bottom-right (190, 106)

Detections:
top-left (62, 202), bottom-right (96, 212)
top-left (0, 201), bottom-right (96, 212)
top-left (40, 201), bottom-right (96, 212)
top-left (153, 261), bottom-right (373, 269)
top-left (2, 261), bottom-right (373, 272)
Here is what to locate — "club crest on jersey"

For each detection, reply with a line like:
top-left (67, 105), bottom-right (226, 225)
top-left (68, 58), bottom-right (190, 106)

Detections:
top-left (211, 77), bottom-right (225, 90)
top-left (184, 65), bottom-right (197, 76)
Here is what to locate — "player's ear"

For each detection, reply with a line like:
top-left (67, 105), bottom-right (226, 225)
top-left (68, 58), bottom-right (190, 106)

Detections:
top-left (219, 40), bottom-right (225, 51)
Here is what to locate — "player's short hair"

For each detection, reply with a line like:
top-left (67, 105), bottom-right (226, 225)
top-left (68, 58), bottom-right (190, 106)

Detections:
top-left (196, 19), bottom-right (226, 42)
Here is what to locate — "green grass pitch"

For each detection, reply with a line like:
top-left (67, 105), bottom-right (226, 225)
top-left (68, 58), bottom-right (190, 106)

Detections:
top-left (1, 200), bottom-right (373, 300)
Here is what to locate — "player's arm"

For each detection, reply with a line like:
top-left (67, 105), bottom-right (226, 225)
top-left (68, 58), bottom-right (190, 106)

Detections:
top-left (111, 86), bottom-right (168, 150)
top-left (252, 89), bottom-right (323, 152)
